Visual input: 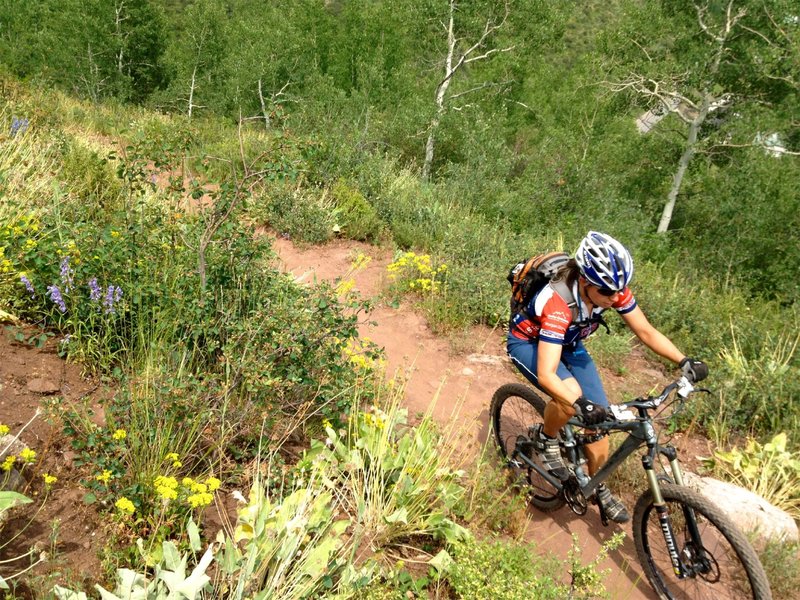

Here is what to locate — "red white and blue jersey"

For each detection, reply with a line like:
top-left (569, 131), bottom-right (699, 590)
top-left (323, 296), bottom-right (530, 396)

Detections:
top-left (510, 281), bottom-right (637, 346)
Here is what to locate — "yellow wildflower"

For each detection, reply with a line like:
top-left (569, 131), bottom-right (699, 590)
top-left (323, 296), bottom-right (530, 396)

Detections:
top-left (164, 452), bottom-right (182, 468)
top-left (115, 497), bottom-right (135, 514)
top-left (156, 485), bottom-right (178, 501)
top-left (42, 473), bottom-right (57, 486)
top-left (206, 477), bottom-right (221, 492)
top-left (112, 429), bottom-right (127, 441)
top-left (182, 476), bottom-right (195, 487)
top-left (0, 424), bottom-right (9, 436)
top-left (19, 448), bottom-right (36, 464)
top-left (1, 455), bottom-right (15, 471)
top-left (190, 481), bottom-right (208, 494)
top-left (96, 469), bottom-right (113, 484)
top-left (186, 492), bottom-right (213, 508)
top-left (110, 230), bottom-right (120, 238)
top-left (154, 475), bottom-right (178, 490)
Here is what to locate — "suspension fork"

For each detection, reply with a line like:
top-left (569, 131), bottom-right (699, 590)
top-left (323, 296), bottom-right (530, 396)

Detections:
top-left (644, 446), bottom-right (689, 579)
top-left (659, 445), bottom-right (710, 573)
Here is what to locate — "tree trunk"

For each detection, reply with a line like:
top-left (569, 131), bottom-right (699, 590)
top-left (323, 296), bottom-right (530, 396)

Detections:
top-left (657, 95), bottom-right (711, 233)
top-left (258, 78), bottom-right (270, 130)
top-left (188, 65), bottom-right (197, 118)
top-left (422, 0), bottom-right (456, 181)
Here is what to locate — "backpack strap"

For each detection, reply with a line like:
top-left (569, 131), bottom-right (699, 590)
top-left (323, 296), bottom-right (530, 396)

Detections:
top-left (552, 278), bottom-right (611, 335)
top-left (551, 278), bottom-right (578, 321)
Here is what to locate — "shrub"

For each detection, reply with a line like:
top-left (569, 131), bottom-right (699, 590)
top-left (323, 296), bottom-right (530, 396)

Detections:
top-left (331, 179), bottom-right (385, 242)
top-left (256, 182), bottom-right (337, 244)
top-left (445, 536), bottom-right (566, 599)
top-left (304, 393), bottom-right (469, 551)
top-left (58, 138), bottom-right (122, 215)
top-left (702, 432), bottom-right (800, 520)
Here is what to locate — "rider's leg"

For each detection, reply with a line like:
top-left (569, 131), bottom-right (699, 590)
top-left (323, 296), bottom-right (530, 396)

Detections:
top-left (583, 436), bottom-right (609, 475)
top-left (560, 342), bottom-right (610, 475)
top-left (507, 336), bottom-right (579, 437)
top-left (507, 336), bottom-right (577, 478)
top-left (561, 344), bottom-right (631, 522)
top-left (542, 378), bottom-right (581, 437)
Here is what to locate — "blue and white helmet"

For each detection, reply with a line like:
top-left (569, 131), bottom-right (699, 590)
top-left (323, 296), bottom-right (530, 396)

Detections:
top-left (575, 231), bottom-right (634, 291)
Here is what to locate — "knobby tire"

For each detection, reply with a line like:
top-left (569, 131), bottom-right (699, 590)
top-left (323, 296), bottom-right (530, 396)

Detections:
top-left (490, 383), bottom-right (565, 511)
top-left (633, 483), bottom-right (772, 600)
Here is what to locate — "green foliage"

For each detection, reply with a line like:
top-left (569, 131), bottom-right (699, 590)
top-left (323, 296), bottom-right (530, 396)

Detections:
top-left (256, 182), bottom-right (337, 244)
top-left (306, 395), bottom-right (469, 550)
top-left (54, 533), bottom-right (214, 600)
top-left (218, 477), bottom-right (349, 598)
top-left (456, 445), bottom-right (529, 534)
top-left (59, 138), bottom-right (123, 214)
top-left (331, 179), bottom-right (384, 242)
top-left (756, 537), bottom-right (800, 600)
top-left (703, 432), bottom-right (800, 519)
top-left (566, 532), bottom-right (625, 599)
top-left (445, 536), bottom-right (567, 599)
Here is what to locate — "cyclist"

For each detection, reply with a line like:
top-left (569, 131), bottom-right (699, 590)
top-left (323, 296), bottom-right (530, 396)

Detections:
top-left (507, 231), bottom-right (708, 523)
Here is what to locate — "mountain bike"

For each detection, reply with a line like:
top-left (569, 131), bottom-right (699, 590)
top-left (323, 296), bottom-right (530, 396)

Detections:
top-left (490, 377), bottom-right (772, 600)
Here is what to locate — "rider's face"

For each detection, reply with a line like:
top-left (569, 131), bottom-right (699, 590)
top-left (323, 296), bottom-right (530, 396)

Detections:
top-left (587, 284), bottom-right (620, 308)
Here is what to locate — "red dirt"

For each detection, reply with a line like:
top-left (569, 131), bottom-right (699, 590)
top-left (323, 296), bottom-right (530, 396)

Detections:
top-left (0, 327), bottom-right (109, 594)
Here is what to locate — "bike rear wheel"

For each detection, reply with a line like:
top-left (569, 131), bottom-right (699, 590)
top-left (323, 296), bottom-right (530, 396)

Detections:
top-left (490, 383), bottom-right (565, 511)
top-left (633, 483), bottom-right (772, 600)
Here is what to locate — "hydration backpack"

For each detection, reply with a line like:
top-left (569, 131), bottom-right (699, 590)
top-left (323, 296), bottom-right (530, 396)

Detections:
top-left (507, 252), bottom-right (570, 315)
top-left (507, 251), bottom-right (611, 334)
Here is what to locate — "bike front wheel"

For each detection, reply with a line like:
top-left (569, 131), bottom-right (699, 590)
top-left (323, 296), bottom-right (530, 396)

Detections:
top-left (490, 383), bottom-right (565, 511)
top-left (633, 483), bottom-right (772, 600)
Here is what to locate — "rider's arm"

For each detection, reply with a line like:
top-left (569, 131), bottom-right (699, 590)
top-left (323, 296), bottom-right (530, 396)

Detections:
top-left (621, 306), bottom-right (684, 364)
top-left (537, 341), bottom-right (581, 407)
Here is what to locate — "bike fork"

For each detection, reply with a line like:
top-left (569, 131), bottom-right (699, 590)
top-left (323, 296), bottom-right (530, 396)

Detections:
top-left (643, 451), bottom-right (688, 579)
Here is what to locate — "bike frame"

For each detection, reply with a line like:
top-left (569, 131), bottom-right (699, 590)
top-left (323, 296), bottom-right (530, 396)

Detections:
top-left (513, 381), bottom-right (706, 579)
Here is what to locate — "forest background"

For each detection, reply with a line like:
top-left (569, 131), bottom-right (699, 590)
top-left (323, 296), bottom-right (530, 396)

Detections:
top-left (0, 0), bottom-right (799, 597)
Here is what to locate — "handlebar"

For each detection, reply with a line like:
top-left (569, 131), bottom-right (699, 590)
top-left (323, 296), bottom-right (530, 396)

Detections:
top-left (568, 376), bottom-right (700, 429)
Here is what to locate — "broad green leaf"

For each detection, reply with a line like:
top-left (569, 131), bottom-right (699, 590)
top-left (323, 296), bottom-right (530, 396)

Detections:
top-left (0, 491), bottom-right (32, 513)
top-left (429, 549), bottom-right (453, 573)
top-left (161, 540), bottom-right (182, 572)
top-left (53, 585), bottom-right (88, 599)
top-left (187, 517), bottom-right (201, 552)
top-left (385, 507), bottom-right (408, 524)
top-left (301, 535), bottom-right (339, 578)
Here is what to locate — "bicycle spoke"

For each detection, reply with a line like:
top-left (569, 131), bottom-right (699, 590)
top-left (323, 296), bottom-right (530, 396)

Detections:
top-left (490, 384), bottom-right (563, 511)
top-left (639, 497), bottom-right (758, 599)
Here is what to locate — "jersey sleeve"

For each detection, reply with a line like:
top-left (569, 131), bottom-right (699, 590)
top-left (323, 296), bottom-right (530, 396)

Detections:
top-left (613, 287), bottom-right (637, 315)
top-left (538, 293), bottom-right (573, 344)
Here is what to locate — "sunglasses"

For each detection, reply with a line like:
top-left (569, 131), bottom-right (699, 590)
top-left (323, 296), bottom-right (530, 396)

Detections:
top-left (594, 286), bottom-right (619, 297)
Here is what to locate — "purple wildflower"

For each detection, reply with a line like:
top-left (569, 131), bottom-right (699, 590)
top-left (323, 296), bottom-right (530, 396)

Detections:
top-left (88, 277), bottom-right (101, 302)
top-left (20, 275), bottom-right (35, 298)
top-left (46, 285), bottom-right (67, 313)
top-left (10, 117), bottom-right (29, 137)
top-left (103, 285), bottom-right (123, 314)
top-left (60, 257), bottom-right (74, 292)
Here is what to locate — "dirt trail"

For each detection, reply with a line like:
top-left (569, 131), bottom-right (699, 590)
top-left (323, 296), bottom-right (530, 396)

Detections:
top-left (271, 235), bottom-right (667, 600)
